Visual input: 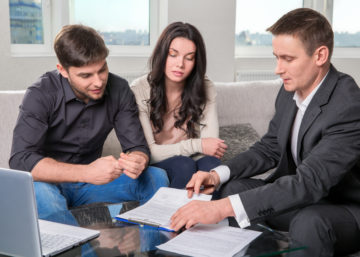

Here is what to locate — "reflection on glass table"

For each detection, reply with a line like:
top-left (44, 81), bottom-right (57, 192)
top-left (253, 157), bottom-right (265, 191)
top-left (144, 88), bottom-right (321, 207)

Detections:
top-left (87, 221), bottom-right (305, 257)
top-left (53, 201), bottom-right (305, 257)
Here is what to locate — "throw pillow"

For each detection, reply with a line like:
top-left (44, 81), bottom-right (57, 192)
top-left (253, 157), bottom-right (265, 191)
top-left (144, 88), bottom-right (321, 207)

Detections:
top-left (219, 123), bottom-right (259, 162)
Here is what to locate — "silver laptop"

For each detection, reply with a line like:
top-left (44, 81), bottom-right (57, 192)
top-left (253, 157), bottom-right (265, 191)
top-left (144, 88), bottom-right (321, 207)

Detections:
top-left (0, 168), bottom-right (100, 257)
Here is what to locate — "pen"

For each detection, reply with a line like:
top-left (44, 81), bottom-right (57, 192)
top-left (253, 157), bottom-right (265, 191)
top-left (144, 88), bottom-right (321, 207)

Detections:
top-left (124, 218), bottom-right (175, 232)
top-left (256, 223), bottom-right (288, 242)
top-left (122, 151), bottom-right (131, 156)
top-left (185, 184), bottom-right (215, 191)
top-left (256, 223), bottom-right (275, 233)
top-left (128, 218), bottom-right (160, 228)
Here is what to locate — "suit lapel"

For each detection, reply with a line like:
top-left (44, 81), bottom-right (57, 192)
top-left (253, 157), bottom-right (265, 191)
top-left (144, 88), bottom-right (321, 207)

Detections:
top-left (279, 97), bottom-right (297, 151)
top-left (296, 65), bottom-right (339, 162)
top-left (296, 106), bottom-right (321, 161)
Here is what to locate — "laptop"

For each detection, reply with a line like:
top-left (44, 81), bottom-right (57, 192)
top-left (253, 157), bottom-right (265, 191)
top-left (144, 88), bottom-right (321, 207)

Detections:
top-left (0, 168), bottom-right (100, 257)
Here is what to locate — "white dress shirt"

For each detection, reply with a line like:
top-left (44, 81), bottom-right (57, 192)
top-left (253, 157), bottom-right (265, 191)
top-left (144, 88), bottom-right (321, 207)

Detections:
top-left (291, 77), bottom-right (324, 164)
top-left (214, 73), bottom-right (328, 228)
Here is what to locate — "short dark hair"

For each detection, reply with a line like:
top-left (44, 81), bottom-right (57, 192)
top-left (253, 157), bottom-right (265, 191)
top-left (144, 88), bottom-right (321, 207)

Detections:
top-left (148, 22), bottom-right (207, 138)
top-left (267, 8), bottom-right (334, 59)
top-left (54, 24), bottom-right (109, 69)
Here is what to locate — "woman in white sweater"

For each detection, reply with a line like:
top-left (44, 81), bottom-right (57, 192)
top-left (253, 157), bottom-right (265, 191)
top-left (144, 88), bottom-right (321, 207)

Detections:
top-left (131, 22), bottom-right (227, 188)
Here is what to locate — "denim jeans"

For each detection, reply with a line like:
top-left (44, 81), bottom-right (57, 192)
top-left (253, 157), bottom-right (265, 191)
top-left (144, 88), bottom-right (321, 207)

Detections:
top-left (34, 166), bottom-right (168, 257)
top-left (34, 166), bottom-right (169, 220)
top-left (34, 166), bottom-right (169, 222)
top-left (153, 155), bottom-right (221, 189)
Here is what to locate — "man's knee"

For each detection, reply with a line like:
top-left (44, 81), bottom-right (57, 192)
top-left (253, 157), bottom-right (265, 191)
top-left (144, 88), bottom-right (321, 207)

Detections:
top-left (34, 182), bottom-right (69, 218)
top-left (290, 206), bottom-right (335, 241)
top-left (287, 206), bottom-right (339, 257)
top-left (145, 166), bottom-right (169, 187)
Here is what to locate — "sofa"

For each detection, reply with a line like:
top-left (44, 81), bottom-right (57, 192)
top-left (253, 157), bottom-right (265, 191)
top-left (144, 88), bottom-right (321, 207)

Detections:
top-left (0, 79), bottom-right (282, 169)
top-left (1, 80), bottom-right (360, 257)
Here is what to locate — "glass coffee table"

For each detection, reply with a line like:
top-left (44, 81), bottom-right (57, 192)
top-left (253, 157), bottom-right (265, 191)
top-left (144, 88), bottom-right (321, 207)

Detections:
top-left (55, 202), bottom-right (305, 257)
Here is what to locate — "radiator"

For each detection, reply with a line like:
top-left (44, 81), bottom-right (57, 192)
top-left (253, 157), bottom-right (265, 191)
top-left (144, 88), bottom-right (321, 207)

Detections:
top-left (121, 71), bottom-right (280, 83)
top-left (119, 72), bottom-right (147, 84)
top-left (235, 70), bottom-right (279, 81)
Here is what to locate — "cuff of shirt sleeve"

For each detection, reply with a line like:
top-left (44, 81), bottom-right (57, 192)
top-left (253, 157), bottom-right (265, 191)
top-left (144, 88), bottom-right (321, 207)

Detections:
top-left (16, 153), bottom-right (45, 172)
top-left (228, 194), bottom-right (251, 228)
top-left (213, 165), bottom-right (230, 186)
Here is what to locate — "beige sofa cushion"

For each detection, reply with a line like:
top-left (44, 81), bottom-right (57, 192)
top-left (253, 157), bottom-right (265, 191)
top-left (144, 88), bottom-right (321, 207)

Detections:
top-left (216, 79), bottom-right (282, 136)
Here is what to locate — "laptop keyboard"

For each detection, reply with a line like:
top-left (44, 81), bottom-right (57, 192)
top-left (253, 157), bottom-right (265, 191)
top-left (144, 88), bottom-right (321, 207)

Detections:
top-left (41, 232), bottom-right (80, 252)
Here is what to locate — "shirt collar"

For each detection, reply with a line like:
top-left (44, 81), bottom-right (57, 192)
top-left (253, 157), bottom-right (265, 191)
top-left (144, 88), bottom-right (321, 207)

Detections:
top-left (293, 70), bottom-right (329, 114)
top-left (61, 76), bottom-right (78, 103)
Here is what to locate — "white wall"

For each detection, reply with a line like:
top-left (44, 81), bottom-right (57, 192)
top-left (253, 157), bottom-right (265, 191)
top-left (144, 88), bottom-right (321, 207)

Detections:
top-left (331, 58), bottom-right (360, 84)
top-left (0, 0), bottom-right (359, 90)
top-left (167, 0), bottom-right (236, 82)
top-left (0, 0), bottom-right (236, 90)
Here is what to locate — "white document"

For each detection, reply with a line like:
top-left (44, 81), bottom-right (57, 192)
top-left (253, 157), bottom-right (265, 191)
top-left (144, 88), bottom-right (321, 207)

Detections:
top-left (116, 187), bottom-right (212, 231)
top-left (156, 223), bottom-right (262, 257)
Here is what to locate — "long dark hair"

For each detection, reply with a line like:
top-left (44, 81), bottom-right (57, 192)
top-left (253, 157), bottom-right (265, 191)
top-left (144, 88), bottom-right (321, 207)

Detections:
top-left (148, 22), bottom-right (207, 138)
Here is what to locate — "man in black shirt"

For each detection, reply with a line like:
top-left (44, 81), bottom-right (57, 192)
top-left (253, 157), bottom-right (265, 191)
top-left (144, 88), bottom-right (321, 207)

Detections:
top-left (9, 24), bottom-right (169, 224)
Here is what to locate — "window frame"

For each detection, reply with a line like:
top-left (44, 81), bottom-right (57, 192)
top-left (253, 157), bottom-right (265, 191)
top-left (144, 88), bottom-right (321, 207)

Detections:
top-left (10, 0), bottom-right (166, 57)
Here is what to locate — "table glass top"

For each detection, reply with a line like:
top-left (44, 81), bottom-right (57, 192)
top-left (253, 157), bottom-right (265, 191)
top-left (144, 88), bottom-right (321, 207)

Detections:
top-left (57, 202), bottom-right (305, 257)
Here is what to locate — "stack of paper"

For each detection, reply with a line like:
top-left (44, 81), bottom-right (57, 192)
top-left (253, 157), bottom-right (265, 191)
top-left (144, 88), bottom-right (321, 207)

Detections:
top-left (117, 187), bottom-right (262, 256)
top-left (157, 223), bottom-right (261, 257)
top-left (116, 187), bottom-right (212, 231)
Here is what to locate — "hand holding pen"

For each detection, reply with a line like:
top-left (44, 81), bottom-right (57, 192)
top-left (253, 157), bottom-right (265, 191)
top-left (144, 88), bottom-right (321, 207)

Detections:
top-left (185, 170), bottom-right (220, 198)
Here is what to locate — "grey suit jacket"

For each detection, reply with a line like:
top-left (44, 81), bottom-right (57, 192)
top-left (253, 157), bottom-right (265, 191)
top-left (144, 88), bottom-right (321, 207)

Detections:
top-left (225, 65), bottom-right (360, 227)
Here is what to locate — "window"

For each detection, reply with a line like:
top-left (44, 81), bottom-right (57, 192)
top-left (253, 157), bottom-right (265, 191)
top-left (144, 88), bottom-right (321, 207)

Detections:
top-left (235, 0), bottom-right (303, 57)
top-left (9, 0), bottom-right (164, 56)
top-left (9, 0), bottom-right (51, 55)
top-left (333, 0), bottom-right (360, 47)
top-left (70, 0), bottom-right (149, 46)
top-left (9, 0), bottom-right (44, 44)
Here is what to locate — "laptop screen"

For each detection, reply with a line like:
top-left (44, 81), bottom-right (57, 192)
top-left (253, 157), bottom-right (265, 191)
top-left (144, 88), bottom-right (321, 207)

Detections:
top-left (0, 168), bottom-right (43, 257)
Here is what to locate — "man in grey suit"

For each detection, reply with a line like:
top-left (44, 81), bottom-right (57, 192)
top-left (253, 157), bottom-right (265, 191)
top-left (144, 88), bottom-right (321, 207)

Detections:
top-left (170, 8), bottom-right (360, 257)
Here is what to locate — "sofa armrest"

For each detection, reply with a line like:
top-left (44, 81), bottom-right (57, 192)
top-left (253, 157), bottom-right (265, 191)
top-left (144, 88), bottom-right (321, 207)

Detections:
top-left (0, 91), bottom-right (26, 168)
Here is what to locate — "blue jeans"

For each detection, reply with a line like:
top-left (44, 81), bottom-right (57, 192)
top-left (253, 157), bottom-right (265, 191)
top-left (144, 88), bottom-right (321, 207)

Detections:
top-left (153, 155), bottom-right (221, 189)
top-left (34, 166), bottom-right (169, 223)
top-left (34, 166), bottom-right (168, 257)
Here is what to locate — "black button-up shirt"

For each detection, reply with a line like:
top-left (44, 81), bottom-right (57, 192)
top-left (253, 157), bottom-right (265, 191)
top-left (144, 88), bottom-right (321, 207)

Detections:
top-left (9, 70), bottom-right (149, 172)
